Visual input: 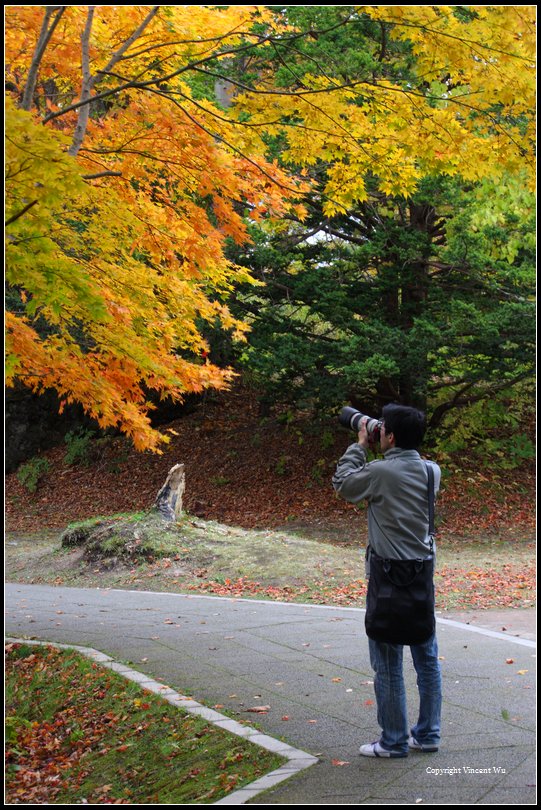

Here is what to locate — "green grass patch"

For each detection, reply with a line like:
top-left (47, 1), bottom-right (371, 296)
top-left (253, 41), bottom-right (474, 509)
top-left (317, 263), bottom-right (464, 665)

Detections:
top-left (5, 643), bottom-right (284, 804)
top-left (5, 517), bottom-right (535, 612)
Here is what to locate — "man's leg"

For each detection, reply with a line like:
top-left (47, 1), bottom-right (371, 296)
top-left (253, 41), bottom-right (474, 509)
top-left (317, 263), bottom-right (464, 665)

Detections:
top-left (367, 638), bottom-right (409, 754)
top-left (410, 632), bottom-right (442, 749)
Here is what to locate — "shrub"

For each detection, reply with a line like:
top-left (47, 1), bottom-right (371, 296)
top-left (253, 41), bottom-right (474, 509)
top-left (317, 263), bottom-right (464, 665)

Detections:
top-left (63, 427), bottom-right (111, 467)
top-left (16, 457), bottom-right (51, 493)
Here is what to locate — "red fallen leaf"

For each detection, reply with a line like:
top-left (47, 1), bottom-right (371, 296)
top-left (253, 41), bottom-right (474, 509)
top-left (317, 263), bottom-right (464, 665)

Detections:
top-left (506, 659), bottom-right (515, 664)
top-left (364, 699), bottom-right (374, 706)
top-left (332, 759), bottom-right (350, 766)
top-left (281, 715), bottom-right (290, 721)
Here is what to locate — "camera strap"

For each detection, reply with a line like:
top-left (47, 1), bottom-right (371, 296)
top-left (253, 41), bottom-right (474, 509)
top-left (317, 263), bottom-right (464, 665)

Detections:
top-left (426, 462), bottom-right (435, 552)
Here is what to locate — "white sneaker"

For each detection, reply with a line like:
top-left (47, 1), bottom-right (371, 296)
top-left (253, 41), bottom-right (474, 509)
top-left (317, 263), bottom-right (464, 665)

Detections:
top-left (408, 735), bottom-right (439, 753)
top-left (359, 741), bottom-right (407, 758)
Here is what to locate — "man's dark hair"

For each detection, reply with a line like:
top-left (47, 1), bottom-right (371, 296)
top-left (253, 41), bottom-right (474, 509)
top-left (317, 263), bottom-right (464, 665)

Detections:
top-left (382, 403), bottom-right (426, 450)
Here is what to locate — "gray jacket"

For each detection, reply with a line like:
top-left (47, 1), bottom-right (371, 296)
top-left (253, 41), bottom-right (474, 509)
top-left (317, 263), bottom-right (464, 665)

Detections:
top-left (332, 443), bottom-right (441, 567)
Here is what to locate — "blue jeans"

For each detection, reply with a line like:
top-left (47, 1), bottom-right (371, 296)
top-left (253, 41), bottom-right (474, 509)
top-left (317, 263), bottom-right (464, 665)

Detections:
top-left (368, 633), bottom-right (442, 754)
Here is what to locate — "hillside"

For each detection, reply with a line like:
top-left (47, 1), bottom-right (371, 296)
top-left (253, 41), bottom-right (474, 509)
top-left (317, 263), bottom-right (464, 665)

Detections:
top-left (5, 386), bottom-right (535, 546)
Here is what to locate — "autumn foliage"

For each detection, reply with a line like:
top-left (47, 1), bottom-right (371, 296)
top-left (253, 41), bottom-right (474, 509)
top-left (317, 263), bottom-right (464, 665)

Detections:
top-left (5, 6), bottom-right (307, 450)
top-left (5, 642), bottom-right (281, 804)
top-left (5, 6), bottom-right (536, 450)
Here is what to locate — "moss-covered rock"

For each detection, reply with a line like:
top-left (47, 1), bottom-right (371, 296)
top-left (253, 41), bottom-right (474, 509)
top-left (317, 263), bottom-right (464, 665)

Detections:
top-left (60, 512), bottom-right (190, 562)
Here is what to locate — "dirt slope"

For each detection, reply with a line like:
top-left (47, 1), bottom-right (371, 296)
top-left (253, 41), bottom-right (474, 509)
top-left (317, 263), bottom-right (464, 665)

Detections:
top-left (5, 386), bottom-right (536, 545)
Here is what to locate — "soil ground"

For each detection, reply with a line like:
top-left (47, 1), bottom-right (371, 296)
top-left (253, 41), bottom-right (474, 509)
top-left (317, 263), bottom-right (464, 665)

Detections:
top-left (5, 386), bottom-right (535, 613)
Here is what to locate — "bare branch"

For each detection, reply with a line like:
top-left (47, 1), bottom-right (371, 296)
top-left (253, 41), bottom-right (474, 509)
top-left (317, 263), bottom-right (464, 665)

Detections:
top-left (428, 371), bottom-right (534, 428)
top-left (68, 6), bottom-right (95, 157)
top-left (5, 200), bottom-right (38, 226)
top-left (94, 6), bottom-right (160, 86)
top-left (42, 33), bottom-right (368, 126)
top-left (82, 171), bottom-right (123, 180)
top-left (142, 85), bottom-right (305, 198)
top-left (116, 13), bottom-right (355, 63)
top-left (65, 7), bottom-right (160, 156)
top-left (376, 11), bottom-right (535, 64)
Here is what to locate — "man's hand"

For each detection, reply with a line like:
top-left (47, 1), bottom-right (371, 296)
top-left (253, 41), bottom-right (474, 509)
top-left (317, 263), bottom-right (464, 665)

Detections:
top-left (357, 417), bottom-right (370, 450)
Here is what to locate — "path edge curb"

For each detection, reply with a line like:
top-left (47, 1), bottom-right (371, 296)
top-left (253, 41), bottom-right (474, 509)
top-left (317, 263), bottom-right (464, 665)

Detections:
top-left (5, 637), bottom-right (318, 805)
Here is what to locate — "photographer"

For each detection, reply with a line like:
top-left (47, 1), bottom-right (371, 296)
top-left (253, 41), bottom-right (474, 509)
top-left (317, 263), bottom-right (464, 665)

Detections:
top-left (332, 403), bottom-right (442, 759)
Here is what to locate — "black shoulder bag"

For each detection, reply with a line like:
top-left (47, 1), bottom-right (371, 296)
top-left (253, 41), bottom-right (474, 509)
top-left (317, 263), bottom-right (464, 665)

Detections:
top-left (364, 463), bottom-right (436, 646)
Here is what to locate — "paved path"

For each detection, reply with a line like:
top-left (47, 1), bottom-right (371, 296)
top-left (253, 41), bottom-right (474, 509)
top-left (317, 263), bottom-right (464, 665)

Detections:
top-left (5, 584), bottom-right (536, 805)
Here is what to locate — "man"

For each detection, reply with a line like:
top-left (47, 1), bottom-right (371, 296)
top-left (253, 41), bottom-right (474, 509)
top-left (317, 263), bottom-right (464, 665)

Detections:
top-left (332, 403), bottom-right (442, 759)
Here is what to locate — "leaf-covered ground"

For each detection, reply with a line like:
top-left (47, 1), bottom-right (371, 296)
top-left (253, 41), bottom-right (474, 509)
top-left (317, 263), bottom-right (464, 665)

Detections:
top-left (5, 386), bottom-right (535, 612)
top-left (5, 642), bottom-right (283, 805)
top-left (5, 386), bottom-right (535, 535)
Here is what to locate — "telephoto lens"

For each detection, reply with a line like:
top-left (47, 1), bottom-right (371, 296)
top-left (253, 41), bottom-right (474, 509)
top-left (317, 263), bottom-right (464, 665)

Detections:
top-left (338, 407), bottom-right (382, 440)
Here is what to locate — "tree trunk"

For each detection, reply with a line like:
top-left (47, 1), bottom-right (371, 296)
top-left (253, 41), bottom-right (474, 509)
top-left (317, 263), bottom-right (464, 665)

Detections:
top-left (397, 202), bottom-right (444, 409)
top-left (20, 6), bottom-right (66, 111)
top-left (154, 464), bottom-right (185, 521)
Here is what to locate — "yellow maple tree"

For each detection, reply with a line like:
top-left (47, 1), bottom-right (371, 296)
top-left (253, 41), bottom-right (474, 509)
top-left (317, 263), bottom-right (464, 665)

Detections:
top-left (227, 5), bottom-right (536, 212)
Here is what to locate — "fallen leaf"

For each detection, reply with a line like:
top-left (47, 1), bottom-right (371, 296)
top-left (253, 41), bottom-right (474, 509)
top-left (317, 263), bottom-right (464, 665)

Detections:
top-left (517, 670), bottom-right (528, 675)
top-left (506, 658), bottom-right (514, 664)
top-left (332, 759), bottom-right (350, 766)
top-left (281, 715), bottom-right (290, 721)
top-left (245, 706), bottom-right (271, 713)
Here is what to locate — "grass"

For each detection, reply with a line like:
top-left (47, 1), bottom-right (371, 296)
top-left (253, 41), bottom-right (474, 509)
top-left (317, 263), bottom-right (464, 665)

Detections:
top-left (5, 512), bottom-right (535, 612)
top-left (5, 642), bottom-right (285, 805)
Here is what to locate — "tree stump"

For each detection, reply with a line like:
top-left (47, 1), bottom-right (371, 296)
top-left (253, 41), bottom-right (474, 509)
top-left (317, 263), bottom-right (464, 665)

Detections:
top-left (154, 463), bottom-right (185, 521)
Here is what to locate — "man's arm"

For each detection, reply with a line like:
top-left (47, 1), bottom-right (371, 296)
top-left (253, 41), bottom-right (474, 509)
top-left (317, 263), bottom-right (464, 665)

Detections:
top-left (332, 437), bottom-right (373, 504)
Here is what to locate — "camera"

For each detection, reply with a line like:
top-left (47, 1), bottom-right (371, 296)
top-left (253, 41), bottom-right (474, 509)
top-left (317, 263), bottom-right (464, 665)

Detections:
top-left (338, 406), bottom-right (382, 442)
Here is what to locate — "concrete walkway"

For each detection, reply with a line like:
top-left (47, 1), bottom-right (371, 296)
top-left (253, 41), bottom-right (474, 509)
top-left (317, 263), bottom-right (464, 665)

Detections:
top-left (5, 584), bottom-right (536, 805)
